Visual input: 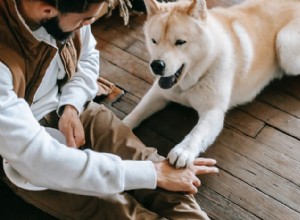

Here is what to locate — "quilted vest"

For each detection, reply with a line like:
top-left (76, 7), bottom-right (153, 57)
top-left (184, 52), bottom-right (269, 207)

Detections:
top-left (0, 0), bottom-right (81, 105)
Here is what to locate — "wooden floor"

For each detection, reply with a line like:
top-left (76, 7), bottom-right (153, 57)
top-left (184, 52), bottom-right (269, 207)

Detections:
top-left (1, 1), bottom-right (299, 219)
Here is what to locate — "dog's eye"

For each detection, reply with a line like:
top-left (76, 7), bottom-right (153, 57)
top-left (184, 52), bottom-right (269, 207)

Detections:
top-left (175, 39), bottom-right (186, 46)
top-left (151, 39), bottom-right (157, 44)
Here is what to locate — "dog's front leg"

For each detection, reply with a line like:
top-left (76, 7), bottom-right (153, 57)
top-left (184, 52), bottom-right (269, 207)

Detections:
top-left (168, 108), bottom-right (225, 168)
top-left (123, 85), bottom-right (169, 129)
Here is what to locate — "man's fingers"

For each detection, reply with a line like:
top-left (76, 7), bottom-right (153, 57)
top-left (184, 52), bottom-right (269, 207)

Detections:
top-left (192, 158), bottom-right (219, 175)
top-left (188, 184), bottom-right (198, 194)
top-left (66, 137), bottom-right (76, 148)
top-left (193, 177), bottom-right (201, 187)
top-left (74, 135), bottom-right (85, 148)
top-left (64, 129), bottom-right (76, 148)
top-left (194, 166), bottom-right (219, 175)
top-left (193, 158), bottom-right (217, 166)
top-left (72, 125), bottom-right (85, 148)
top-left (63, 127), bottom-right (85, 148)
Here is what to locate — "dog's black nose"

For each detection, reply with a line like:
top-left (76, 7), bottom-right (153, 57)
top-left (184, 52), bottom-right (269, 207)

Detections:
top-left (150, 60), bottom-right (165, 75)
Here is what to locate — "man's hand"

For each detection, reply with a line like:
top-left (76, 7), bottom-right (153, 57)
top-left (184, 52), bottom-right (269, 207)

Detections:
top-left (59, 105), bottom-right (85, 148)
top-left (154, 158), bottom-right (218, 194)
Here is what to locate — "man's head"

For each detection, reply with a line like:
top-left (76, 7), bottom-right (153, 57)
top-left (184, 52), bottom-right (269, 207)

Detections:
top-left (42, 0), bottom-right (105, 41)
top-left (18, 0), bottom-right (105, 41)
top-left (43, 0), bottom-right (105, 14)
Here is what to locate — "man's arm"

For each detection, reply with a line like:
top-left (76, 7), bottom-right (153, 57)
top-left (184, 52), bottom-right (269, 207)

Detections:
top-left (57, 25), bottom-right (99, 147)
top-left (58, 25), bottom-right (99, 114)
top-left (0, 63), bottom-right (157, 196)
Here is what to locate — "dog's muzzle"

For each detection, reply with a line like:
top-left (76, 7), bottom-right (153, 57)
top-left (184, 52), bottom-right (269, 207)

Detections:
top-left (150, 60), bottom-right (184, 89)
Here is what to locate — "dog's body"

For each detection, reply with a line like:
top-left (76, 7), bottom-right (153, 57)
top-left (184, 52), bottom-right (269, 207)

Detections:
top-left (123, 0), bottom-right (300, 167)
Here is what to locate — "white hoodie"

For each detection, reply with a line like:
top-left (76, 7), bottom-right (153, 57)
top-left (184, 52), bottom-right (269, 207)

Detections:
top-left (0, 21), bottom-right (156, 196)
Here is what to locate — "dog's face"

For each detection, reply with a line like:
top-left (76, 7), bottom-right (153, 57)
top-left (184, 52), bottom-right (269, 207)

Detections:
top-left (144, 0), bottom-right (210, 89)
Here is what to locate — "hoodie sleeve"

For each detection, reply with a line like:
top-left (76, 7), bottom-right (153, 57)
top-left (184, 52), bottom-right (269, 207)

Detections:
top-left (58, 25), bottom-right (99, 115)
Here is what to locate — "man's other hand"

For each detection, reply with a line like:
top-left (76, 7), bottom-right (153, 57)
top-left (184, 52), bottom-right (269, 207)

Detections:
top-left (59, 105), bottom-right (85, 148)
top-left (154, 158), bottom-right (219, 194)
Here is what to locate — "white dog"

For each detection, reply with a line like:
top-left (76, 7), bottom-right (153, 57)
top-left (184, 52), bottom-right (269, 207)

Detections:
top-left (123, 0), bottom-right (300, 168)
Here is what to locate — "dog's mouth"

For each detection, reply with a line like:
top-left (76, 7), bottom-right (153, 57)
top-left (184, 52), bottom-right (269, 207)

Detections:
top-left (158, 64), bottom-right (185, 89)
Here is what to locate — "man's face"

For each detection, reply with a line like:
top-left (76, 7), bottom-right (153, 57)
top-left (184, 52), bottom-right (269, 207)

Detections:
top-left (41, 16), bottom-right (72, 41)
top-left (41, 3), bottom-right (104, 41)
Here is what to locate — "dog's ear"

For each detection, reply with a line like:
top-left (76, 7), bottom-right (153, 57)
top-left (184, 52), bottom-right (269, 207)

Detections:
top-left (144, 0), bottom-right (160, 17)
top-left (187, 0), bottom-right (207, 20)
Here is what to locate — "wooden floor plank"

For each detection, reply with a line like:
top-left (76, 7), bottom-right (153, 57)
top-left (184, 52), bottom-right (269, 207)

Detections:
top-left (217, 128), bottom-right (300, 186)
top-left (99, 58), bottom-right (151, 98)
top-left (204, 144), bottom-right (300, 213)
top-left (97, 38), bottom-right (154, 84)
top-left (92, 16), bottom-right (148, 56)
top-left (240, 100), bottom-right (300, 139)
top-left (256, 126), bottom-right (300, 161)
top-left (125, 39), bottom-right (150, 62)
top-left (97, 14), bottom-right (146, 43)
top-left (201, 170), bottom-right (300, 220)
top-left (196, 186), bottom-right (259, 220)
top-left (258, 87), bottom-right (300, 118)
top-left (110, 15), bottom-right (146, 42)
top-left (92, 24), bottom-right (138, 50)
top-left (225, 108), bottom-right (265, 137)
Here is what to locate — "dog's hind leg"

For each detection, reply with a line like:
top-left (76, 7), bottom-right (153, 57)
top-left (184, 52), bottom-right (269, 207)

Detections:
top-left (276, 18), bottom-right (300, 76)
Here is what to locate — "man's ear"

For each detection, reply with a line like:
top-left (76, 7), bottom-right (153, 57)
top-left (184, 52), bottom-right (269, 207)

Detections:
top-left (144, 0), bottom-right (160, 17)
top-left (39, 1), bottom-right (58, 19)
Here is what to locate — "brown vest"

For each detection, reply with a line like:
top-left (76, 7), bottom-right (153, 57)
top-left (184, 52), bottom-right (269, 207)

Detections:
top-left (0, 0), bottom-right (81, 105)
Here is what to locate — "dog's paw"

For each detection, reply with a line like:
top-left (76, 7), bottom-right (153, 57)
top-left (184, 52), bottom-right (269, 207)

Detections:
top-left (167, 147), bottom-right (196, 168)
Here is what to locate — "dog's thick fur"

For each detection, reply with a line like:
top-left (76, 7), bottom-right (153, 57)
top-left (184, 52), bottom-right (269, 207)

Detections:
top-left (123, 0), bottom-right (300, 167)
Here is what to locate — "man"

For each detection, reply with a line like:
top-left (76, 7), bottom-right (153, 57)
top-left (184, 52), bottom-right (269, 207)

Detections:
top-left (0, 0), bottom-right (218, 219)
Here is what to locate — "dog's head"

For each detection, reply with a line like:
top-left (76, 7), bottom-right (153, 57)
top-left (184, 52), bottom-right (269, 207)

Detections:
top-left (144, 0), bottom-right (211, 89)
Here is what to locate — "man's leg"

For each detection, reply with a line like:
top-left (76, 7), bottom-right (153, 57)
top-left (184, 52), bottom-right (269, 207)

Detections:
top-left (80, 102), bottom-right (163, 162)
top-left (1, 105), bottom-right (164, 220)
top-left (1, 175), bottom-right (164, 220)
top-left (132, 189), bottom-right (210, 220)
top-left (80, 102), bottom-right (210, 220)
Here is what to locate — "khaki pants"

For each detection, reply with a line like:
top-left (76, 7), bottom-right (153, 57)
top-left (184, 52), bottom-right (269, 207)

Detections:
top-left (2, 102), bottom-right (209, 220)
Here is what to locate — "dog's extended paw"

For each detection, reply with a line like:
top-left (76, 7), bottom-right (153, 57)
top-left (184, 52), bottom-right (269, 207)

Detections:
top-left (167, 147), bottom-right (196, 168)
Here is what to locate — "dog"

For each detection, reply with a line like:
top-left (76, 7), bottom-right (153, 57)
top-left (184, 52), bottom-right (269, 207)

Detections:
top-left (123, 0), bottom-right (300, 168)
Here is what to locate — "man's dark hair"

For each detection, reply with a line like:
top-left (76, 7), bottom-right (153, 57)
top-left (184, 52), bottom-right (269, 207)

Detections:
top-left (44, 0), bottom-right (104, 13)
